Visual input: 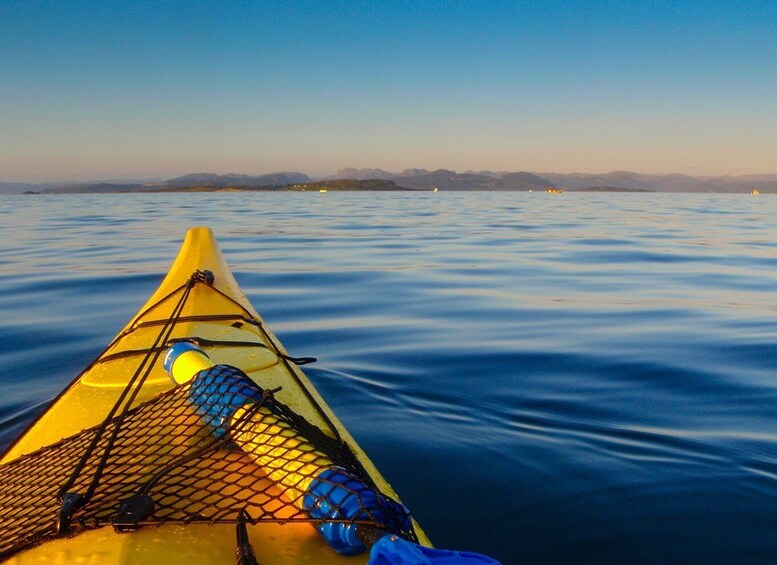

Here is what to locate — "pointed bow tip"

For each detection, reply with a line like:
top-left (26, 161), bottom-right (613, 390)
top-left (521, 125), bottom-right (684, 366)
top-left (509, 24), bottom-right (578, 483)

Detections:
top-left (186, 226), bottom-right (215, 238)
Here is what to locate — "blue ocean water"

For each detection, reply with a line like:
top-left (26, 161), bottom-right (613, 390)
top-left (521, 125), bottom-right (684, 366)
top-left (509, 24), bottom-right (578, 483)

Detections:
top-left (1, 192), bottom-right (776, 563)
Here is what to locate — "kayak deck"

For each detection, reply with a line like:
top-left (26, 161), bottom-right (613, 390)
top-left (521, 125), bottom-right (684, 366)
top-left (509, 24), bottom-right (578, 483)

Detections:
top-left (0, 227), bottom-right (429, 563)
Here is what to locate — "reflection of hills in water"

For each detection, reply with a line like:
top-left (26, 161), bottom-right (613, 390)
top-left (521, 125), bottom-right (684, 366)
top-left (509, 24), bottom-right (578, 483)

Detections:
top-left (3, 169), bottom-right (777, 194)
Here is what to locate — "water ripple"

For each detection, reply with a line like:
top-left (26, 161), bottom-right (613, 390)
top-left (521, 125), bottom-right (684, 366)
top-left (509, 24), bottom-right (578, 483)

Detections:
top-left (1, 192), bottom-right (776, 563)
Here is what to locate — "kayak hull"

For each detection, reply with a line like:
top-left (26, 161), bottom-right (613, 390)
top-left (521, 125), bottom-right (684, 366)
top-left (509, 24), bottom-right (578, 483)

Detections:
top-left (1, 227), bottom-right (429, 564)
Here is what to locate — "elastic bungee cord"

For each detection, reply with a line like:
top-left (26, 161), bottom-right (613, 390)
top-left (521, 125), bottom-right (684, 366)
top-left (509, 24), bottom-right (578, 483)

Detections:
top-left (55, 270), bottom-right (212, 533)
top-left (53, 270), bottom-right (331, 532)
top-left (0, 243), bottom-right (499, 563)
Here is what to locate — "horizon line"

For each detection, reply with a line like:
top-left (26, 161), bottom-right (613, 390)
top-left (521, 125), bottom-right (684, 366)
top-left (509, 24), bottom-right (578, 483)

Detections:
top-left (4, 168), bottom-right (777, 185)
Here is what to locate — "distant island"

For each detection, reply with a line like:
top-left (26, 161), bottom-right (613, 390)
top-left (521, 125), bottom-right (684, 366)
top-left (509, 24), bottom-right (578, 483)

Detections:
top-left (146, 179), bottom-right (410, 193)
top-left (2, 168), bottom-right (775, 194)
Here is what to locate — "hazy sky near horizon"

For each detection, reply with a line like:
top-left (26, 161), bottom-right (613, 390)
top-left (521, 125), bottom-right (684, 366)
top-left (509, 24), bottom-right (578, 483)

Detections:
top-left (2, 0), bottom-right (776, 182)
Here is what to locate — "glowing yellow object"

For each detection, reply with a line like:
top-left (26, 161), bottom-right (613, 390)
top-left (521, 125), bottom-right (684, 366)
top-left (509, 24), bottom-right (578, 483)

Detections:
top-left (231, 404), bottom-right (331, 502)
top-left (167, 349), bottom-right (213, 385)
top-left (168, 348), bottom-right (332, 505)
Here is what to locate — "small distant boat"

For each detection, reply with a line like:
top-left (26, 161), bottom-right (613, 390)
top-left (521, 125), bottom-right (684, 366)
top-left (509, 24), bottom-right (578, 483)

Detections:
top-left (752, 188), bottom-right (760, 195)
top-left (433, 187), bottom-right (438, 192)
top-left (319, 189), bottom-right (327, 193)
top-left (545, 187), bottom-right (563, 194)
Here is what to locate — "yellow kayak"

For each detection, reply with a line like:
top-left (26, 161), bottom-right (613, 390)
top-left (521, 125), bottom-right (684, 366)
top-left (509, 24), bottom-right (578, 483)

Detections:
top-left (0, 227), bottom-right (431, 564)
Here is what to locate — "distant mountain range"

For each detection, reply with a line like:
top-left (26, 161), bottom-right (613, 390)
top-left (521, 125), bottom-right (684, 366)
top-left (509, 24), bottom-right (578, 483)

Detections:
top-left (2, 169), bottom-right (775, 194)
top-left (539, 171), bottom-right (777, 193)
top-left (163, 172), bottom-right (310, 188)
top-left (333, 168), bottom-right (777, 193)
top-left (0, 172), bottom-right (313, 194)
top-left (145, 179), bottom-right (408, 193)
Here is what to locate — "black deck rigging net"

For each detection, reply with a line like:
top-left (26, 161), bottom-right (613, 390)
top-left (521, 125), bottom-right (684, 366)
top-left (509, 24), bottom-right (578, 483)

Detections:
top-left (0, 375), bottom-right (416, 559)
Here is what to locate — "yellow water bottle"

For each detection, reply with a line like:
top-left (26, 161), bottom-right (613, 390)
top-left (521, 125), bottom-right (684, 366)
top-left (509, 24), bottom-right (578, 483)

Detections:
top-left (163, 341), bottom-right (412, 555)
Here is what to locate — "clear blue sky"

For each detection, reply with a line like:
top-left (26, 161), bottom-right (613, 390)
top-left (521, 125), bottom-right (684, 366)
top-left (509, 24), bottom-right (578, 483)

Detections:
top-left (1, 0), bottom-right (776, 181)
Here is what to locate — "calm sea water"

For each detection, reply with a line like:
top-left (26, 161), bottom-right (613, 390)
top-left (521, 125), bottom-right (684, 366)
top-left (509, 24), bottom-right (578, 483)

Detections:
top-left (1, 192), bottom-right (776, 563)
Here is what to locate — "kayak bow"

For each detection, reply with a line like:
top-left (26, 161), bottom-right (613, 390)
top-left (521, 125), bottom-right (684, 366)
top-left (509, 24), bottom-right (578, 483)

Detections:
top-left (0, 227), bottom-right (431, 564)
